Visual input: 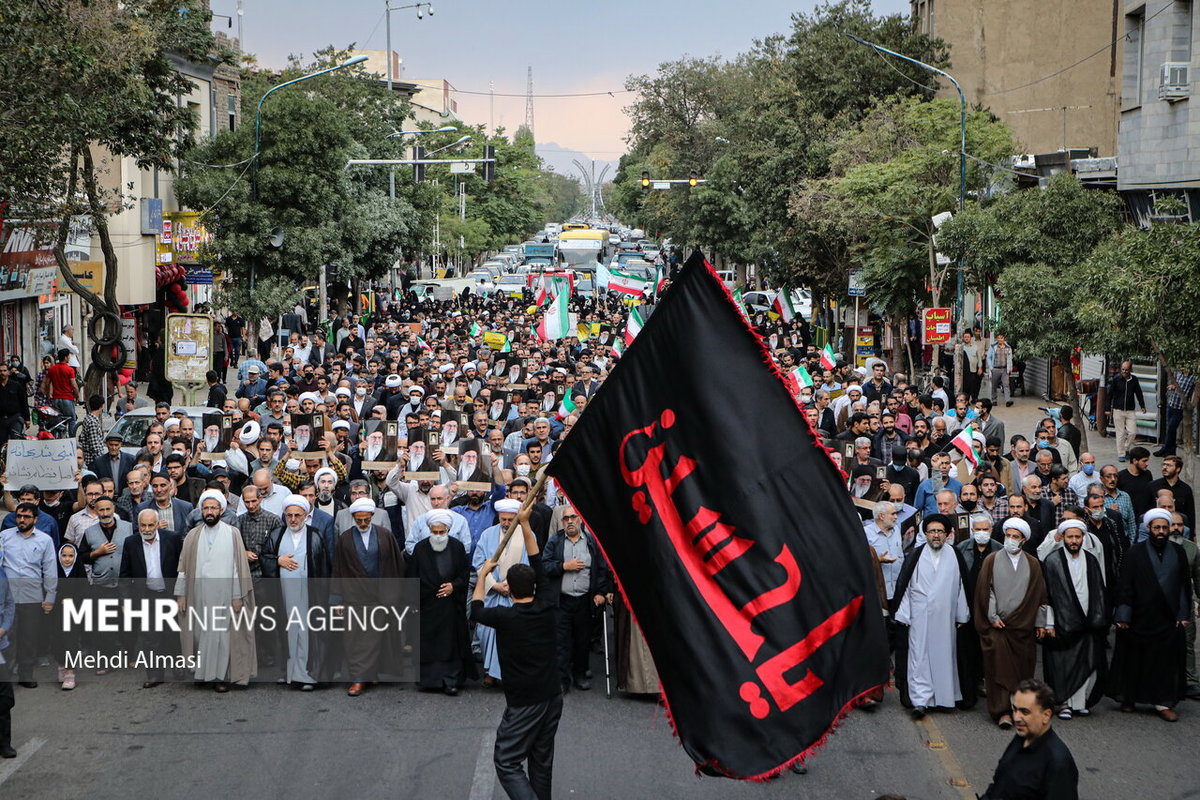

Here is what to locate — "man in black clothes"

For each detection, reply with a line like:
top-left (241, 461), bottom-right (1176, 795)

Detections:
top-left (205, 370), bottom-right (227, 410)
top-left (1148, 455), bottom-right (1195, 528)
top-left (0, 361), bottom-right (28, 445)
top-left (981, 678), bottom-right (1078, 799)
top-left (472, 504), bottom-right (561, 800)
top-left (1117, 446), bottom-right (1154, 518)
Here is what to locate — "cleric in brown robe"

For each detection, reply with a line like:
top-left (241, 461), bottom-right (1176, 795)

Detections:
top-left (973, 517), bottom-right (1048, 728)
top-left (332, 498), bottom-right (407, 697)
top-left (409, 510), bottom-right (476, 695)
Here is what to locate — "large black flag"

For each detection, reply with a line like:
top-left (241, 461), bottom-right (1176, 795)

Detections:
top-left (547, 252), bottom-right (888, 779)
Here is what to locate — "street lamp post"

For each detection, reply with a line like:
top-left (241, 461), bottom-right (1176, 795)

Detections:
top-left (250, 54), bottom-right (367, 290)
top-left (385, 2), bottom-right (434, 199)
top-left (385, 125), bottom-right (456, 200)
top-left (844, 34), bottom-right (967, 324)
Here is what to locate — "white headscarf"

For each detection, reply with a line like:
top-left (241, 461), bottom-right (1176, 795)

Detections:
top-left (198, 489), bottom-right (227, 512)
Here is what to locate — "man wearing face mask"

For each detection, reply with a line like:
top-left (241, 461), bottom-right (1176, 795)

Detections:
top-left (957, 513), bottom-right (1001, 710)
top-left (120, 509), bottom-right (183, 687)
top-left (891, 514), bottom-right (971, 717)
top-left (406, 484), bottom-right (471, 556)
top-left (410, 509), bottom-right (476, 695)
top-left (1021, 476), bottom-right (1055, 547)
top-left (973, 517), bottom-right (1049, 729)
top-left (1109, 509), bottom-right (1192, 721)
top-left (1069, 452), bottom-right (1100, 500)
top-left (885, 447), bottom-right (921, 506)
top-left (958, 483), bottom-right (980, 514)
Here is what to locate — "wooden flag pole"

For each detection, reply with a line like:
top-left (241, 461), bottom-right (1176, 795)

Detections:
top-left (488, 471), bottom-right (551, 563)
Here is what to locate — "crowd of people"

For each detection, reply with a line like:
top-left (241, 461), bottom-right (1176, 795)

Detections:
top-left (0, 275), bottom-right (1193, 799)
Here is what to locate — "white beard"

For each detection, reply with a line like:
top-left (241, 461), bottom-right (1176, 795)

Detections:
top-left (204, 434), bottom-right (221, 452)
top-left (458, 460), bottom-right (477, 481)
top-left (365, 444), bottom-right (382, 462)
top-left (295, 434), bottom-right (310, 452)
top-left (429, 534), bottom-right (449, 553)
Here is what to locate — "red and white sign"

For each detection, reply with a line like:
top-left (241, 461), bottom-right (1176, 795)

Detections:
top-left (922, 307), bottom-right (953, 344)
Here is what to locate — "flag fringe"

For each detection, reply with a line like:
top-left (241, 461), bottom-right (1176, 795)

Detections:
top-left (550, 255), bottom-right (880, 781)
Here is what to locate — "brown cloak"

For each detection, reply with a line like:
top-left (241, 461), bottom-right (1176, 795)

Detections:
top-left (973, 550), bottom-right (1047, 719)
top-left (177, 522), bottom-right (259, 686)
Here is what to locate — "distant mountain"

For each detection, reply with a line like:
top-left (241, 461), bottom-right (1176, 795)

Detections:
top-left (536, 141), bottom-right (619, 185)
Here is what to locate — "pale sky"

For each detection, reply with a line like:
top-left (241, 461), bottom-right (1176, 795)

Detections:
top-left (219, 0), bottom-right (909, 160)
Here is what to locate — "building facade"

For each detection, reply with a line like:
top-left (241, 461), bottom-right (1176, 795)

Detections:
top-left (1116, 0), bottom-right (1199, 221)
top-left (911, 0), bottom-right (1122, 157)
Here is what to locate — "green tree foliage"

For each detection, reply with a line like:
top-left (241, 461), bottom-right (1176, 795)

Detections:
top-left (0, 0), bottom-right (222, 316)
top-left (612, 0), bottom-right (949, 285)
top-left (937, 172), bottom-right (1124, 288)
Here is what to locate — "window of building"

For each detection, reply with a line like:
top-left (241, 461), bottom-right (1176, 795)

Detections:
top-left (1125, 8), bottom-right (1146, 107)
top-left (1173, 0), bottom-right (1193, 64)
top-left (227, 95), bottom-right (238, 132)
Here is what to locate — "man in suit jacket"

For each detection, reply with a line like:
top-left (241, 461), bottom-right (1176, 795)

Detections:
top-left (136, 473), bottom-right (195, 541)
top-left (120, 508), bottom-right (182, 687)
top-left (308, 331), bottom-right (330, 367)
top-left (89, 434), bottom-right (138, 493)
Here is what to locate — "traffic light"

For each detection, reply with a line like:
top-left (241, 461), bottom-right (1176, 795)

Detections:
top-left (484, 145), bottom-right (495, 183)
top-left (640, 171), bottom-right (650, 190)
top-left (413, 145), bottom-right (425, 183)
top-left (688, 171), bottom-right (699, 187)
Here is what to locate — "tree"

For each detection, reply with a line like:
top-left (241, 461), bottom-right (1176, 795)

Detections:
top-left (940, 174), bottom-right (1125, 450)
top-left (0, 0), bottom-right (222, 391)
top-left (177, 48), bottom-right (417, 320)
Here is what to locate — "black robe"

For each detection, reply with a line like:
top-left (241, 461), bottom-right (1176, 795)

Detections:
top-left (409, 537), bottom-right (477, 689)
top-left (1041, 547), bottom-right (1107, 708)
top-left (1108, 540), bottom-right (1191, 707)
top-left (332, 526), bottom-right (407, 682)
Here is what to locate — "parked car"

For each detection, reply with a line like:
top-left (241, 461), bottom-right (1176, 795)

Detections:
top-left (109, 406), bottom-right (221, 457)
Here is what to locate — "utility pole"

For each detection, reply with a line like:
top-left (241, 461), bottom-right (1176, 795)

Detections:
top-left (524, 66), bottom-right (535, 137)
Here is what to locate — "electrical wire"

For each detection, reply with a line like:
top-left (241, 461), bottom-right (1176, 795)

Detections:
top-left (983, 2), bottom-right (1171, 97)
top-left (195, 156), bottom-right (256, 220)
top-left (449, 87), bottom-right (631, 98)
top-left (869, 46), bottom-right (940, 94)
top-left (181, 154), bottom-right (256, 169)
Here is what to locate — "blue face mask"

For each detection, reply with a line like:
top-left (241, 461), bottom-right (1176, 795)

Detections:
top-left (1036, 440), bottom-right (1050, 449)
top-left (1082, 463), bottom-right (1095, 476)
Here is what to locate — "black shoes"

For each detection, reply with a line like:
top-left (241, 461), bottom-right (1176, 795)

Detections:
top-left (572, 678), bottom-right (592, 691)
top-left (0, 745), bottom-right (16, 759)
top-left (911, 706), bottom-right (928, 720)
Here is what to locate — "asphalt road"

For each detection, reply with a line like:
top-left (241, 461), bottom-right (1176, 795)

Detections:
top-left (3, 645), bottom-right (1198, 800)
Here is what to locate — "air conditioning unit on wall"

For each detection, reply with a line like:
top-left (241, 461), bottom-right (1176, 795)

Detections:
top-left (1159, 62), bottom-right (1191, 101)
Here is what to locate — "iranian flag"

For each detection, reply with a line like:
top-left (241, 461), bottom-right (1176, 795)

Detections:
top-left (819, 344), bottom-right (836, 370)
top-left (611, 339), bottom-right (625, 358)
top-left (624, 305), bottom-right (645, 346)
top-left (417, 336), bottom-right (432, 352)
top-left (469, 322), bottom-right (481, 336)
top-left (534, 277), bottom-right (550, 306)
top-left (555, 394), bottom-right (578, 420)
top-left (792, 365), bottom-right (815, 389)
top-left (537, 291), bottom-right (572, 340)
top-left (608, 268), bottom-right (649, 296)
top-left (950, 423), bottom-right (983, 468)
top-left (772, 289), bottom-right (797, 323)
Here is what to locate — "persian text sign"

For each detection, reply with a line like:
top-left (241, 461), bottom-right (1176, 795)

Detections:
top-left (5, 438), bottom-right (79, 491)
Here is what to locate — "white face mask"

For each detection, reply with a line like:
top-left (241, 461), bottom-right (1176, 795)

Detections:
top-left (973, 530), bottom-right (992, 546)
top-left (356, 387), bottom-right (367, 397)
top-left (1003, 538), bottom-right (1023, 554)
top-left (515, 464), bottom-right (530, 477)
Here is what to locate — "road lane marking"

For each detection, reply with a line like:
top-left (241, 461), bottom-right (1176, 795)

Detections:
top-left (0, 737), bottom-right (46, 787)
top-left (468, 728), bottom-right (497, 800)
top-left (918, 716), bottom-right (975, 800)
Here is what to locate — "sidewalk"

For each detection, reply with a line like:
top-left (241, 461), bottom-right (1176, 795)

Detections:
top-left (998, 395), bottom-right (1169, 475)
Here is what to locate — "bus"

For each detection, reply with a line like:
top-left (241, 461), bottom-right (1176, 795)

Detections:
top-left (561, 222), bottom-right (590, 232)
top-left (557, 229), bottom-right (610, 269)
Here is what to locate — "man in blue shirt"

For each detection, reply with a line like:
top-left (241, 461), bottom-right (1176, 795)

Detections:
top-left (0, 503), bottom-right (57, 687)
top-left (0, 565), bottom-right (15, 757)
top-left (914, 452), bottom-right (964, 517)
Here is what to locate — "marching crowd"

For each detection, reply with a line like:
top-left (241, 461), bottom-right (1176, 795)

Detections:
top-left (0, 277), bottom-right (1193, 797)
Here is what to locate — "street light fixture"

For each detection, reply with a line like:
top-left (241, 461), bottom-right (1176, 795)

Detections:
top-left (385, 2), bottom-right (435, 199)
top-left (250, 54), bottom-right (367, 289)
top-left (426, 135), bottom-right (472, 156)
top-left (385, 125), bottom-right (457, 139)
top-left (844, 33), bottom-right (967, 323)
